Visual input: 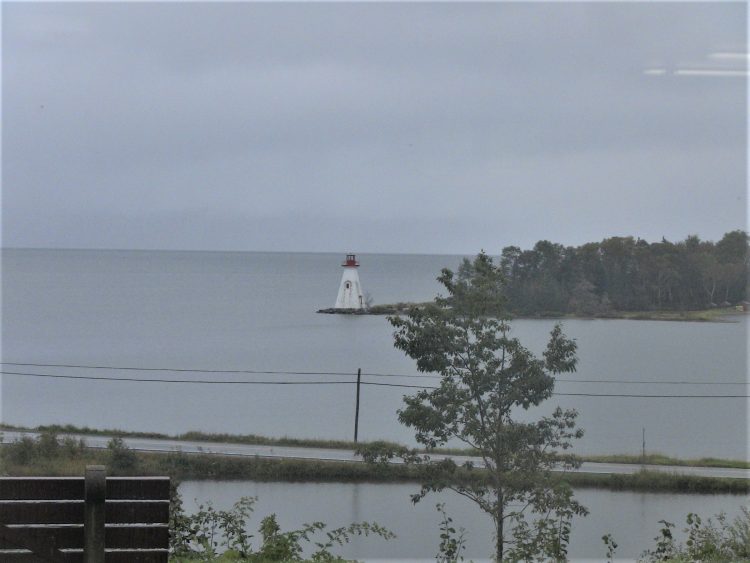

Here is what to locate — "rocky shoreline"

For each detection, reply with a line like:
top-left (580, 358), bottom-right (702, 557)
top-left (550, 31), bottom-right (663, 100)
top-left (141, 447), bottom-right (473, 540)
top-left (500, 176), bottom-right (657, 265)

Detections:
top-left (316, 304), bottom-right (742, 321)
top-left (316, 307), bottom-right (372, 315)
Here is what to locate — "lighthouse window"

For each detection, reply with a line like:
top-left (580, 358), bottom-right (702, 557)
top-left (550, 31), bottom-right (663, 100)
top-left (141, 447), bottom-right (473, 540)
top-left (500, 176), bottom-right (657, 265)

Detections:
top-left (345, 282), bottom-right (351, 289)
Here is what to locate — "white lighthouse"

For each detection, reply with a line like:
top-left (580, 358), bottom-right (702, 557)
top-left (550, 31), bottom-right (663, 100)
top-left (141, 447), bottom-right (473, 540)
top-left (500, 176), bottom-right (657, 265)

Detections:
top-left (334, 254), bottom-right (365, 309)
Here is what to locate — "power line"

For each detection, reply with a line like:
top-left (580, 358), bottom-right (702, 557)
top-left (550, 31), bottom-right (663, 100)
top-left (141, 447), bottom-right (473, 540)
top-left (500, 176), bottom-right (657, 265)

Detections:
top-left (0, 371), bottom-right (352, 385)
top-left (1, 370), bottom-right (748, 398)
top-left (360, 381), bottom-right (750, 396)
top-left (1, 362), bottom-right (746, 385)
top-left (0, 362), bottom-right (353, 377)
top-left (364, 372), bottom-right (748, 386)
top-left (555, 392), bottom-right (750, 398)
top-left (366, 374), bottom-right (747, 385)
top-left (549, 378), bottom-right (746, 386)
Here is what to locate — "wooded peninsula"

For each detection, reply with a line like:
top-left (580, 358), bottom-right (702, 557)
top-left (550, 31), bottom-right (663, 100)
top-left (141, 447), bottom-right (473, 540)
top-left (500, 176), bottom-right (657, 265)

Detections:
top-left (364, 231), bottom-right (749, 319)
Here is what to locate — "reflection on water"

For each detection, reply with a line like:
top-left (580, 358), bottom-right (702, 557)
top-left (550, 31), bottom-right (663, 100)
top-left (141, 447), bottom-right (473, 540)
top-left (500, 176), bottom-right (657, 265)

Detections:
top-left (179, 480), bottom-right (746, 561)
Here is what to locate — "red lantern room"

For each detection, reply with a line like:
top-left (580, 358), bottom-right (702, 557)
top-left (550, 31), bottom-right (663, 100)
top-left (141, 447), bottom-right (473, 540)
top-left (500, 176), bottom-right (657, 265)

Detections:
top-left (342, 254), bottom-right (359, 267)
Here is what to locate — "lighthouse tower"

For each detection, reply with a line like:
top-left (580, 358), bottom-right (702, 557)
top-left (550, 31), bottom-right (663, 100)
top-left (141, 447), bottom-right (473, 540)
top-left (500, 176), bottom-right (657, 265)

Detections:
top-left (334, 254), bottom-right (365, 309)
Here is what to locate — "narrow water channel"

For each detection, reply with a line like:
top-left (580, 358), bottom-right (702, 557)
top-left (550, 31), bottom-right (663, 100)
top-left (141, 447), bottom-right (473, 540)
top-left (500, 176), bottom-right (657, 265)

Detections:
top-left (179, 480), bottom-right (746, 561)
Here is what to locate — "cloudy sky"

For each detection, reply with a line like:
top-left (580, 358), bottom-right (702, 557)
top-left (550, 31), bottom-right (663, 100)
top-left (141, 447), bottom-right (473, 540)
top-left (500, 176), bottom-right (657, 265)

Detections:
top-left (3, 2), bottom-right (747, 254)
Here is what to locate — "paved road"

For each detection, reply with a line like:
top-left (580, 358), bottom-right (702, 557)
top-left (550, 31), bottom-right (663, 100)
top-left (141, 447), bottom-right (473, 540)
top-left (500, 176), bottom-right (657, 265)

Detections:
top-left (2, 431), bottom-right (747, 480)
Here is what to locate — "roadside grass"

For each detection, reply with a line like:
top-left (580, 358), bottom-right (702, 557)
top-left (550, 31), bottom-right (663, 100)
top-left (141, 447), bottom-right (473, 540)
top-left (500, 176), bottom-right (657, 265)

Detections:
top-left (0, 423), bottom-right (403, 452)
top-left (2, 423), bottom-right (747, 470)
top-left (581, 453), bottom-right (750, 470)
top-left (171, 556), bottom-right (336, 563)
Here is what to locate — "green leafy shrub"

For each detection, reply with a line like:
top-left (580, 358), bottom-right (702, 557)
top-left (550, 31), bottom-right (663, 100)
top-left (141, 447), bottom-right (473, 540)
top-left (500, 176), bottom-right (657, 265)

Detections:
top-left (2, 431), bottom-right (86, 468)
top-left (106, 436), bottom-right (139, 474)
top-left (435, 503), bottom-right (467, 563)
top-left (604, 507), bottom-right (750, 562)
top-left (602, 533), bottom-right (618, 562)
top-left (169, 489), bottom-right (395, 561)
top-left (61, 436), bottom-right (86, 458)
top-left (3, 435), bottom-right (38, 465)
top-left (37, 431), bottom-right (61, 459)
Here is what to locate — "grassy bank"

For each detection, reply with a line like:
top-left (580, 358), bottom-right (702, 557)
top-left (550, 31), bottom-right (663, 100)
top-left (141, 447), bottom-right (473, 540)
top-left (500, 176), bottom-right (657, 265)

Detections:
top-left (1, 439), bottom-right (747, 495)
top-left (559, 470), bottom-right (749, 494)
top-left (3, 423), bottom-right (747, 470)
top-left (581, 453), bottom-right (750, 470)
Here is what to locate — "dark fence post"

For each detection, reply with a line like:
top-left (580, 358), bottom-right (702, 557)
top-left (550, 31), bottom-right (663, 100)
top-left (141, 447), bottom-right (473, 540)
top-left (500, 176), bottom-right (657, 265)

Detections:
top-left (84, 465), bottom-right (106, 563)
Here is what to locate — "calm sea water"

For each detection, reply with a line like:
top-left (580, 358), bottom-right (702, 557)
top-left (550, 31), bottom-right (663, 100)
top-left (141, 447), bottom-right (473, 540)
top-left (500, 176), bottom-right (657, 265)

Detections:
top-left (178, 479), bottom-right (747, 561)
top-left (2, 249), bottom-right (747, 459)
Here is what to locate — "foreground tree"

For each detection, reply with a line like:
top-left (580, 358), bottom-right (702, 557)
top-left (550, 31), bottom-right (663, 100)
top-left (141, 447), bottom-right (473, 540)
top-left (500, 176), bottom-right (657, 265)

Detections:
top-left (362, 253), bottom-right (587, 561)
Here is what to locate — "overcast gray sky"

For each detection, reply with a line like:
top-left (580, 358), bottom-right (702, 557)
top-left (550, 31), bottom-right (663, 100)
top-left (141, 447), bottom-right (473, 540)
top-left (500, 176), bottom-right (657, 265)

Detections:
top-left (3, 2), bottom-right (747, 254)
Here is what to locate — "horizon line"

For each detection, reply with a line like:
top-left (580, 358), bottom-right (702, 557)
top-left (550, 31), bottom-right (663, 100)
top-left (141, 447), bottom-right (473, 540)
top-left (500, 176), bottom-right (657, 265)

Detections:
top-left (1, 229), bottom-right (746, 256)
top-left (0, 246), bottom-right (474, 258)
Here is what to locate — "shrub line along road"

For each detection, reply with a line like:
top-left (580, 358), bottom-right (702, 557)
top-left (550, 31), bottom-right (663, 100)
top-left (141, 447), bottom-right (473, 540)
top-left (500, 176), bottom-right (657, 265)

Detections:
top-left (1, 431), bottom-right (747, 480)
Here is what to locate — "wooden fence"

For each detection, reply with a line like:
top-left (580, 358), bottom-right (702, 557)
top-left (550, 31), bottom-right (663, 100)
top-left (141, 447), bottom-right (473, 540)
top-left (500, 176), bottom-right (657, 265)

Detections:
top-left (0, 466), bottom-right (169, 562)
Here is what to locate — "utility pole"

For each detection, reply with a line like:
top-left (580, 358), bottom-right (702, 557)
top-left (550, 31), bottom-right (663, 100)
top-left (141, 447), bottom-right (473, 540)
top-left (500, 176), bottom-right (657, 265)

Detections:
top-left (354, 368), bottom-right (362, 443)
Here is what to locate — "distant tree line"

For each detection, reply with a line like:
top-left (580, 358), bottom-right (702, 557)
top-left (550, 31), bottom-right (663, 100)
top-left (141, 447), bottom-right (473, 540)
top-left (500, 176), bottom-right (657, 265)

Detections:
top-left (496, 230), bottom-right (748, 314)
